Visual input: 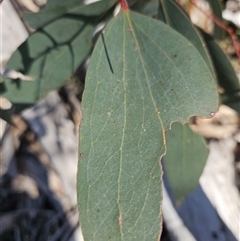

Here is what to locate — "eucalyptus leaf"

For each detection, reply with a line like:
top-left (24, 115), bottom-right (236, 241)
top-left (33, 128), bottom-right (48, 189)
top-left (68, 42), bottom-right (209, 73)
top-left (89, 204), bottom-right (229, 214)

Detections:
top-left (131, 0), bottom-right (159, 16)
top-left (164, 123), bottom-right (209, 203)
top-left (159, 0), bottom-right (216, 79)
top-left (78, 10), bottom-right (217, 241)
top-left (201, 31), bottom-right (240, 111)
top-left (205, 0), bottom-right (225, 40)
top-left (24, 0), bottom-right (116, 29)
top-left (1, 15), bottom-right (95, 104)
top-left (0, 108), bottom-right (12, 124)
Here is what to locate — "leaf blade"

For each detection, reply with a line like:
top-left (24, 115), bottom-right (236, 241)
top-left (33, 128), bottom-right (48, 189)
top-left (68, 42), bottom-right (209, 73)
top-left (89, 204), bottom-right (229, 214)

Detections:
top-left (24, 0), bottom-right (116, 29)
top-left (205, 0), bottom-right (225, 40)
top-left (164, 123), bottom-right (209, 203)
top-left (201, 31), bottom-right (240, 112)
top-left (159, 0), bottom-right (216, 79)
top-left (78, 10), bottom-right (218, 241)
top-left (0, 108), bottom-right (12, 124)
top-left (1, 15), bottom-right (95, 104)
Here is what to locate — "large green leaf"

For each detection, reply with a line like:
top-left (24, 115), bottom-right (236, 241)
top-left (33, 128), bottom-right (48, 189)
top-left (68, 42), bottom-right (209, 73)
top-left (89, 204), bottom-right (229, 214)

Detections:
top-left (164, 123), bottom-right (209, 203)
top-left (158, 0), bottom-right (216, 79)
top-left (201, 31), bottom-right (240, 112)
top-left (1, 15), bottom-right (95, 104)
top-left (24, 0), bottom-right (116, 29)
top-left (78, 10), bottom-right (217, 241)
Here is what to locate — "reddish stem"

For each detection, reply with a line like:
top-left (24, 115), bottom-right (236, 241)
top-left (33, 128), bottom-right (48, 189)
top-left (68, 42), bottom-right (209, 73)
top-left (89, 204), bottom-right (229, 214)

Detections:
top-left (119, 0), bottom-right (129, 11)
top-left (190, 0), bottom-right (240, 61)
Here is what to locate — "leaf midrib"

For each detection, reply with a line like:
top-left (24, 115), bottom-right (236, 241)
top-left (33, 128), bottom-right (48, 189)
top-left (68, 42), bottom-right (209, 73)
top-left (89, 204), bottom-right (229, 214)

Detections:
top-left (125, 12), bottom-right (166, 139)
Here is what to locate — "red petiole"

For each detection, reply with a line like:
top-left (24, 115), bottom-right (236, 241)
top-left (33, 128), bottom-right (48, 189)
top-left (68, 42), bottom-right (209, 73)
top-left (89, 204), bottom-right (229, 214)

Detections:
top-left (119, 0), bottom-right (129, 12)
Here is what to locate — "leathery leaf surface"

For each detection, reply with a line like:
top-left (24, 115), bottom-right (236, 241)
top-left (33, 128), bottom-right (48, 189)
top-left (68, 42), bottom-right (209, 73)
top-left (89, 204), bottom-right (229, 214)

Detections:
top-left (78, 10), bottom-right (218, 241)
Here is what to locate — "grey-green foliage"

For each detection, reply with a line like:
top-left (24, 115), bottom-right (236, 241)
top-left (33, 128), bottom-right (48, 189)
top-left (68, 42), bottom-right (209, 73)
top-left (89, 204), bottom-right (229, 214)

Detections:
top-left (1, 0), bottom-right (116, 105)
top-left (1, 0), bottom-right (237, 240)
top-left (78, 9), bottom-right (217, 241)
top-left (158, 0), bottom-right (240, 113)
top-left (164, 122), bottom-right (209, 203)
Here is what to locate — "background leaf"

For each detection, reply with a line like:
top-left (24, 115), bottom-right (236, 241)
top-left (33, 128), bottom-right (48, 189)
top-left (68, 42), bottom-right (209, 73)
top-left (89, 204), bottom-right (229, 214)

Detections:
top-left (205, 0), bottom-right (225, 40)
top-left (24, 0), bottom-right (116, 29)
top-left (158, 0), bottom-right (216, 79)
top-left (1, 14), bottom-right (96, 104)
top-left (201, 31), bottom-right (240, 112)
top-left (164, 122), bottom-right (209, 203)
top-left (78, 10), bottom-right (218, 241)
top-left (131, 0), bottom-right (158, 16)
top-left (0, 108), bottom-right (12, 124)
